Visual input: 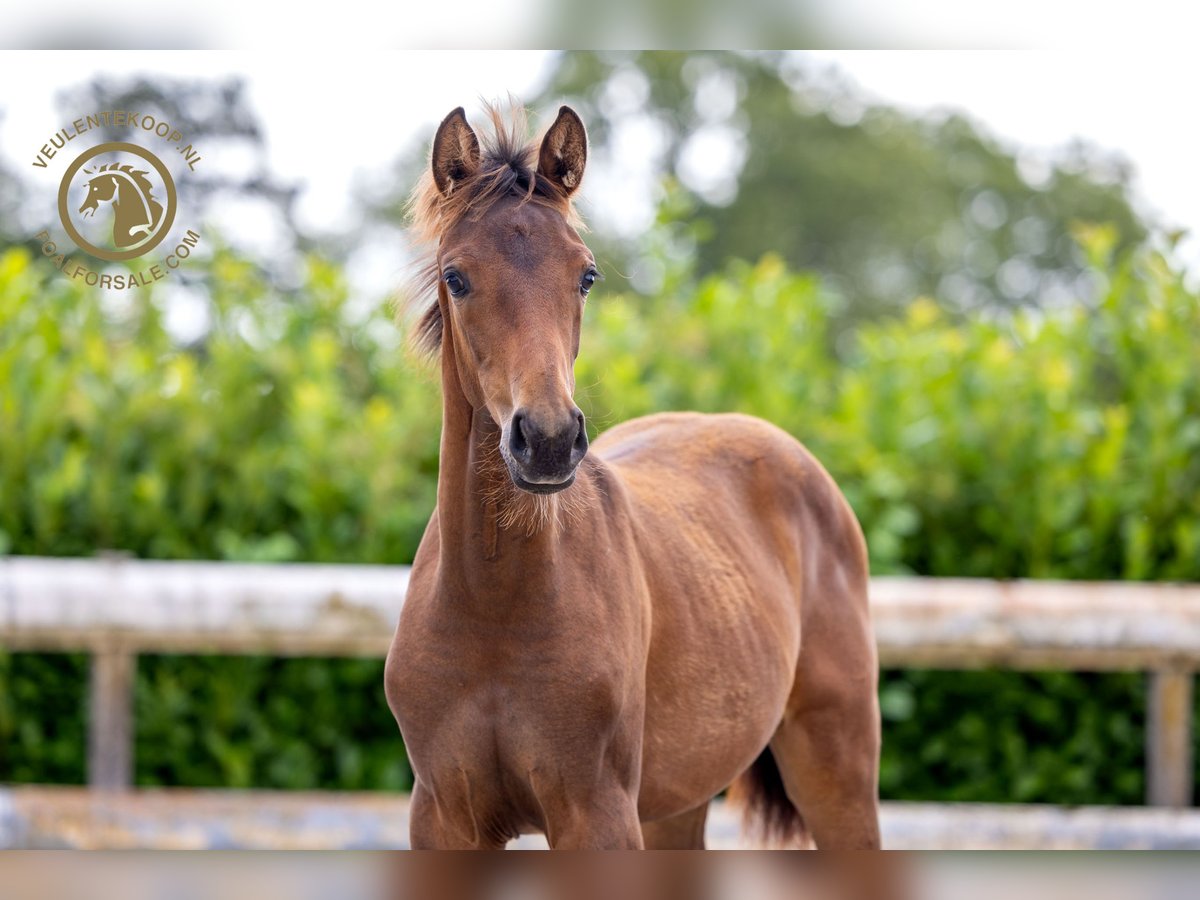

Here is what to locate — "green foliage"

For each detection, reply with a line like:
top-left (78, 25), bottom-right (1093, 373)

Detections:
top-left (577, 238), bottom-right (1200, 581)
top-left (0, 651), bottom-right (88, 784)
top-left (878, 670), bottom-right (1146, 804)
top-left (0, 245), bottom-right (439, 563)
top-left (0, 246), bottom-right (429, 794)
top-left (135, 656), bottom-right (408, 791)
top-left (1, 232), bottom-right (1197, 802)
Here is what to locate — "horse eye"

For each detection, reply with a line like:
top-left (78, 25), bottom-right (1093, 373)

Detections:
top-left (580, 267), bottom-right (598, 296)
top-left (442, 270), bottom-right (467, 298)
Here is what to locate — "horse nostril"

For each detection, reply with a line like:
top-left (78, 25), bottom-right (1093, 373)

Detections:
top-left (571, 409), bottom-right (589, 462)
top-left (509, 412), bottom-right (532, 464)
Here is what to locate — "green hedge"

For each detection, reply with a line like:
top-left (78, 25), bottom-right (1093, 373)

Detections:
top-left (0, 231), bottom-right (1197, 801)
top-left (0, 248), bottom-right (439, 564)
top-left (576, 235), bottom-right (1200, 582)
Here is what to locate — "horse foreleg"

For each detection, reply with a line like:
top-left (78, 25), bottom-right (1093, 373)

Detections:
top-left (542, 792), bottom-right (644, 849)
top-left (532, 769), bottom-right (644, 849)
top-left (640, 802), bottom-right (709, 848)
top-left (407, 778), bottom-right (507, 849)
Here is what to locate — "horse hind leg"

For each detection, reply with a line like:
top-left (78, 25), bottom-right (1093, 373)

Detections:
top-left (731, 687), bottom-right (879, 849)
top-left (765, 581), bottom-right (882, 849)
top-left (765, 700), bottom-right (880, 849)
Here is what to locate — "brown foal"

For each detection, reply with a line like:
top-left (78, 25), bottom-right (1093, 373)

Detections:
top-left (384, 104), bottom-right (881, 849)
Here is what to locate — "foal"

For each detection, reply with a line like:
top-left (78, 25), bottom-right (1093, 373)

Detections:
top-left (385, 104), bottom-right (880, 849)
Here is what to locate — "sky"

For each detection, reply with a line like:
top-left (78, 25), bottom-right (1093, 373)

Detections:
top-left (2, 50), bottom-right (1197, 297)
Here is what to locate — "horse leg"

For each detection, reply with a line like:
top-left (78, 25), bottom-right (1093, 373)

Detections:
top-left (534, 778), bottom-right (644, 849)
top-left (640, 803), bottom-right (709, 848)
top-left (769, 582), bottom-right (881, 849)
top-left (545, 798), bottom-right (644, 849)
top-left (407, 778), bottom-right (506, 849)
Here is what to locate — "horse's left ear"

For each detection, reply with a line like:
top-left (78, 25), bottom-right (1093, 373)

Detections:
top-left (537, 106), bottom-right (587, 197)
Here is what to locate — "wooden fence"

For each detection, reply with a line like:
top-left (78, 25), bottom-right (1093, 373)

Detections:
top-left (1, 556), bottom-right (1196, 809)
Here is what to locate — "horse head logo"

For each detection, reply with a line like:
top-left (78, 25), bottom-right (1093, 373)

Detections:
top-left (78, 162), bottom-right (165, 249)
top-left (59, 142), bottom-right (178, 262)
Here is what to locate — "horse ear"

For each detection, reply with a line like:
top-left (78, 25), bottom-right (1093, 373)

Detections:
top-left (537, 106), bottom-right (587, 196)
top-left (431, 107), bottom-right (481, 196)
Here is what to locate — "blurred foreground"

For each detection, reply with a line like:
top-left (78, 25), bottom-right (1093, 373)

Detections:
top-left (2, 848), bottom-right (1200, 900)
top-left (4, 787), bottom-right (1200, 850)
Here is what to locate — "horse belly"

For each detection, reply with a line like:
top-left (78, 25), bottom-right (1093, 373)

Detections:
top-left (636, 570), bottom-right (800, 821)
top-left (596, 412), bottom-right (812, 820)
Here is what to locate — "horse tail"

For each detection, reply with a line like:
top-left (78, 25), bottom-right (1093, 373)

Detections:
top-left (727, 746), bottom-right (809, 847)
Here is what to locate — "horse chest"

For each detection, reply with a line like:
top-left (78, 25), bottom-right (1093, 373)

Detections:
top-left (394, 625), bottom-right (633, 747)
top-left (388, 590), bottom-right (644, 831)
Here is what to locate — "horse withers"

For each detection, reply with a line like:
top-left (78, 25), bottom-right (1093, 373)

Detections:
top-left (384, 104), bottom-right (881, 849)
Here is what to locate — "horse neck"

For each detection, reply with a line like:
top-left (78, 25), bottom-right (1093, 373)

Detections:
top-left (113, 181), bottom-right (133, 214)
top-left (433, 318), bottom-right (573, 595)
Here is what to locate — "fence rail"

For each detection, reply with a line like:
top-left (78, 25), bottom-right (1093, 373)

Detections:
top-left (1, 556), bottom-right (1196, 807)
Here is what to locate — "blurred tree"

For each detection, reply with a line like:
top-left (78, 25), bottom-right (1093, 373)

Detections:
top-left (529, 51), bottom-right (1148, 318)
top-left (0, 112), bottom-right (27, 248)
top-left (55, 76), bottom-right (299, 228)
top-left (50, 77), bottom-right (318, 279)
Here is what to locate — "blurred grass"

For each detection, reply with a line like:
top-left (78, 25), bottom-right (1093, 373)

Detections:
top-left (0, 227), bottom-right (1197, 802)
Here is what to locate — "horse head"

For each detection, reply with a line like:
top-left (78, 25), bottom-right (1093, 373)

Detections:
top-left (78, 169), bottom-right (119, 217)
top-left (77, 163), bottom-right (162, 247)
top-left (410, 105), bottom-right (594, 495)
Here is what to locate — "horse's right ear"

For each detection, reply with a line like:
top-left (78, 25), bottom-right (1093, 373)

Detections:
top-left (431, 107), bottom-right (481, 196)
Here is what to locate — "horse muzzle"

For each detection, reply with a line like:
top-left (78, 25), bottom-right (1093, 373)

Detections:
top-left (503, 407), bottom-right (588, 494)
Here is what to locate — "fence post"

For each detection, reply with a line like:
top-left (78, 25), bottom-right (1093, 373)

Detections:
top-left (88, 649), bottom-right (135, 790)
top-left (1146, 669), bottom-right (1194, 807)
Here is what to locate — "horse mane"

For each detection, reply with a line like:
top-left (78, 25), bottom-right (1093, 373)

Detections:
top-left (401, 101), bottom-right (584, 359)
top-left (89, 163), bottom-right (158, 199)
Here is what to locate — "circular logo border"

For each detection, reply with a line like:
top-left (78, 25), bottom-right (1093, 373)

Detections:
top-left (58, 141), bottom-right (178, 262)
